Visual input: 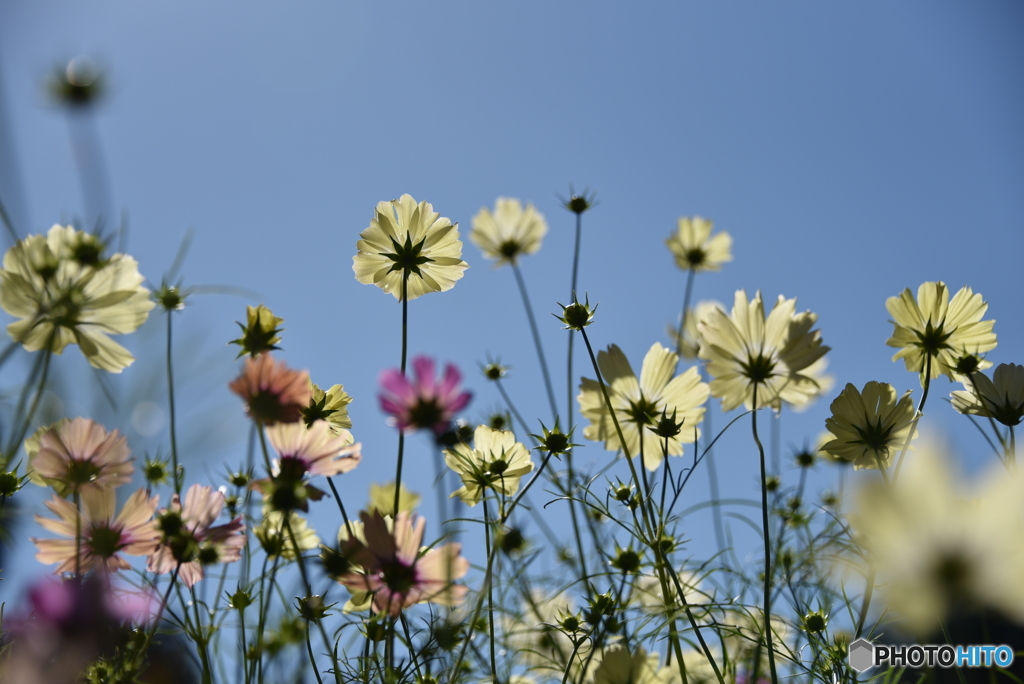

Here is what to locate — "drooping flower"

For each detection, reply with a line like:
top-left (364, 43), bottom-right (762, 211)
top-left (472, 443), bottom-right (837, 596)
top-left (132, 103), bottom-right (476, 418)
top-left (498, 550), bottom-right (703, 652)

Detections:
top-left (302, 381), bottom-right (353, 433)
top-left (444, 425), bottom-right (533, 506)
top-left (667, 300), bottom-right (724, 360)
top-left (951, 363), bottom-right (1024, 427)
top-left (0, 225), bottom-right (154, 372)
top-left (820, 382), bottom-right (917, 470)
top-left (379, 356), bottom-right (472, 435)
top-left (33, 487), bottom-right (159, 574)
top-left (698, 291), bottom-right (829, 412)
top-left (666, 217), bottom-right (732, 273)
top-left (337, 510), bottom-right (468, 617)
top-left (148, 484), bottom-right (246, 587)
top-left (230, 304), bottom-right (284, 358)
top-left (470, 198), bottom-right (548, 267)
top-left (886, 282), bottom-right (997, 383)
top-left (27, 417), bottom-right (133, 496)
top-left (352, 194), bottom-right (468, 301)
top-left (229, 353), bottom-right (311, 425)
top-left (578, 343), bottom-right (709, 470)
top-left (254, 510), bottom-right (320, 561)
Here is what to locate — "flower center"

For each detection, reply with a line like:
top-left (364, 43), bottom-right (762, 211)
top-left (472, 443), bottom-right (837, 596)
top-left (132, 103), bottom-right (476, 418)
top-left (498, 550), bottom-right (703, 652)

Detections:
top-left (88, 524), bottom-right (124, 558)
top-left (624, 395), bottom-right (659, 426)
top-left (277, 456), bottom-right (309, 482)
top-left (850, 416), bottom-right (895, 453)
top-left (740, 351), bottom-right (776, 384)
top-left (65, 458), bottom-right (103, 487)
top-left (486, 458), bottom-right (508, 476)
top-left (912, 319), bottom-right (953, 357)
top-left (409, 398), bottom-right (444, 430)
top-left (302, 395), bottom-right (337, 428)
top-left (498, 240), bottom-right (520, 260)
top-left (684, 247), bottom-right (706, 266)
top-left (382, 234), bottom-right (434, 277)
top-left (380, 557), bottom-right (418, 595)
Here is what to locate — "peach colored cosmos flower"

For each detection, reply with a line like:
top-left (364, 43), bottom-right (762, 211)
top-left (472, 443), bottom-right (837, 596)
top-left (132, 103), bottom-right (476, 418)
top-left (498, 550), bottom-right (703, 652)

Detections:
top-left (229, 353), bottom-right (311, 425)
top-left (33, 488), bottom-right (159, 574)
top-left (147, 484), bottom-right (246, 588)
top-left (339, 511), bottom-right (468, 617)
top-left (379, 356), bottom-right (471, 435)
top-left (29, 417), bottom-right (133, 496)
top-left (267, 420), bottom-right (362, 478)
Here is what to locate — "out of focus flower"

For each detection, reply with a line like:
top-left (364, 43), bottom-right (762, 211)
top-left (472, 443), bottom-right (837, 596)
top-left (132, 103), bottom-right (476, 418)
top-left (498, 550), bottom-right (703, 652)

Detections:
top-left (951, 363), bottom-right (1024, 427)
top-left (0, 225), bottom-right (154, 372)
top-left (886, 282), bottom-right (996, 383)
top-left (367, 481), bottom-right (420, 517)
top-left (326, 515), bottom-right (392, 613)
top-left (379, 356), bottom-right (471, 435)
top-left (470, 198), bottom-right (547, 267)
top-left (229, 353), bottom-right (311, 425)
top-left (337, 511), bottom-right (468, 617)
top-left (352, 194), bottom-right (468, 301)
top-left (230, 304), bottom-right (284, 358)
top-left (578, 343), bottom-right (708, 470)
top-left (666, 217), bottom-right (732, 273)
top-left (302, 381), bottom-right (353, 433)
top-left (821, 382), bottom-right (917, 470)
top-left (444, 425), bottom-right (533, 506)
top-left (33, 487), bottom-right (159, 574)
top-left (254, 510), bottom-right (320, 561)
top-left (667, 300), bottom-right (723, 360)
top-left (846, 444), bottom-right (1024, 635)
top-left (591, 644), bottom-right (678, 684)
top-left (698, 291), bottom-right (829, 412)
top-left (48, 56), bottom-right (104, 108)
top-left (148, 484), bottom-right (246, 587)
top-left (27, 417), bottom-right (133, 496)
top-left (630, 570), bottom-right (707, 616)
top-left (503, 590), bottom-right (589, 676)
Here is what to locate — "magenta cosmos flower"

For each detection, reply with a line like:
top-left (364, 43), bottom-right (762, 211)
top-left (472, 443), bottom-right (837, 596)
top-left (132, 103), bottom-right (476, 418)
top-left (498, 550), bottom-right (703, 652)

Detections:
top-left (379, 356), bottom-right (471, 434)
top-left (229, 353), bottom-right (311, 425)
top-left (339, 510), bottom-right (469, 617)
top-left (148, 484), bottom-right (246, 588)
top-left (33, 488), bottom-right (159, 574)
top-left (30, 417), bottom-right (133, 495)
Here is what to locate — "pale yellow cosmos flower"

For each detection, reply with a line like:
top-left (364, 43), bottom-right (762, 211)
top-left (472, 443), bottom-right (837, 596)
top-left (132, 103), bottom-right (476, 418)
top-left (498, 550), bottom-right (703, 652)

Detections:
top-left (821, 381), bottom-right (917, 470)
top-left (886, 281), bottom-right (996, 383)
top-left (665, 217), bottom-right (732, 273)
top-left (367, 481), bottom-right (420, 517)
top-left (304, 381), bottom-right (353, 433)
top-left (951, 363), bottom-right (1024, 427)
top-left (352, 194), bottom-right (468, 301)
top-left (592, 644), bottom-right (678, 684)
top-left (470, 198), bottom-right (547, 267)
top-left (579, 343), bottom-right (709, 471)
top-left (666, 300), bottom-right (724, 360)
top-left (254, 510), bottom-right (319, 561)
top-left (444, 425), bottom-right (533, 506)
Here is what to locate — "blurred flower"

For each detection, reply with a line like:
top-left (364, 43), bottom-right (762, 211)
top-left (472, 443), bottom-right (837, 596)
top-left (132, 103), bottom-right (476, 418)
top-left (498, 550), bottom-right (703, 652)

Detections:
top-left (33, 487), bottom-right (159, 574)
top-left (48, 56), bottom-right (104, 108)
top-left (503, 590), bottom-right (589, 676)
top-left (27, 417), bottom-right (133, 497)
top-left (254, 510), bottom-right (320, 561)
top-left (666, 216), bottom-right (732, 273)
top-left (327, 515), bottom-right (391, 612)
top-left (886, 282), bottom-right (996, 383)
top-left (0, 225), bottom-right (154, 372)
top-left (698, 291), bottom-right (829, 412)
top-left (302, 381), bottom-right (353, 432)
top-left (591, 644), bottom-right (677, 684)
top-left (783, 356), bottom-right (835, 412)
top-left (148, 484), bottom-right (245, 587)
top-left (951, 363), bottom-right (1024, 427)
top-left (630, 570), bottom-right (707, 616)
top-left (367, 481), bottom-right (420, 517)
top-left (230, 304), bottom-right (284, 358)
top-left (444, 425), bottom-right (533, 506)
top-left (338, 511), bottom-right (468, 617)
top-left (821, 381), bottom-right (917, 470)
top-left (559, 187), bottom-right (597, 215)
top-left (470, 198), bottom-right (547, 267)
top-left (229, 353), bottom-right (311, 425)
top-left (846, 444), bottom-right (1024, 635)
top-left (667, 300), bottom-right (723, 360)
top-left (267, 420), bottom-right (361, 478)
top-left (578, 343), bottom-right (709, 470)
top-left (352, 194), bottom-right (468, 301)
top-left (379, 355), bottom-right (472, 435)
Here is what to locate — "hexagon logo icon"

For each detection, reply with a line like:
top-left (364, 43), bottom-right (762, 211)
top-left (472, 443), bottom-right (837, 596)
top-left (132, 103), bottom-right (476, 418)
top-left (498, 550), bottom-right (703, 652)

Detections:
top-left (848, 638), bottom-right (875, 673)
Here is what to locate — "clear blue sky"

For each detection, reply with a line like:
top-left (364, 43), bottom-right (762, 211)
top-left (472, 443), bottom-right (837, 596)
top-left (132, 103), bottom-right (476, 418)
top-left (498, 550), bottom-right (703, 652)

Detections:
top-left (1, 0), bottom-right (1022, 618)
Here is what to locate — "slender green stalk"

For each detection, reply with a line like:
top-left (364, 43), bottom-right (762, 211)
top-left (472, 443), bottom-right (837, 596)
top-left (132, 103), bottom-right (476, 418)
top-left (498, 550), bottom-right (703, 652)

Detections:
top-left (703, 406), bottom-right (728, 553)
top-left (0, 192), bottom-right (17, 244)
top-left (327, 476), bottom-right (354, 539)
top-left (750, 383), bottom-right (779, 684)
top-left (483, 497), bottom-right (497, 683)
top-left (511, 262), bottom-right (558, 421)
top-left (305, 629), bottom-right (325, 684)
top-left (893, 354), bottom-right (932, 482)
top-left (674, 268), bottom-right (696, 366)
top-left (9, 347), bottom-right (52, 458)
top-left (393, 271), bottom-right (409, 519)
top-left (167, 311), bottom-right (182, 495)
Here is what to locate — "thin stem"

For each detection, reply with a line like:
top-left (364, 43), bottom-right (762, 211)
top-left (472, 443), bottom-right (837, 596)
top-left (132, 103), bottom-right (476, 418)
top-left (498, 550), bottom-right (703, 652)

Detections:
top-left (0, 192), bottom-right (18, 244)
top-left (511, 262), bottom-right (558, 422)
top-left (394, 271), bottom-right (409, 518)
top-left (306, 628), bottom-right (325, 684)
top-left (483, 497), bottom-right (497, 683)
top-left (10, 347), bottom-right (53, 458)
top-left (751, 383), bottom-right (779, 684)
top-left (566, 211), bottom-right (583, 440)
top-left (326, 476), bottom-right (354, 540)
top-left (674, 268), bottom-right (696, 366)
top-left (167, 311), bottom-right (182, 495)
top-left (893, 354), bottom-right (932, 482)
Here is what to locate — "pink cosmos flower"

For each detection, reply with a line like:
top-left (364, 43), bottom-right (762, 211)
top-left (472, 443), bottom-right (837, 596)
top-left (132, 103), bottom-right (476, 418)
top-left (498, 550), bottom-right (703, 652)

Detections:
top-left (147, 484), bottom-right (246, 588)
top-left (229, 353), bottom-right (311, 425)
top-left (379, 356), bottom-right (471, 434)
top-left (30, 417), bottom-right (133, 495)
top-left (33, 488), bottom-right (160, 574)
top-left (267, 420), bottom-right (362, 478)
top-left (338, 510), bottom-right (469, 617)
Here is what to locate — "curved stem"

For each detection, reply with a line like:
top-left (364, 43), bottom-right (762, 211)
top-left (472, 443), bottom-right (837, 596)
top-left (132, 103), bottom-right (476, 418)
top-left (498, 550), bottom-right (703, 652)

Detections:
top-left (511, 262), bottom-right (558, 422)
top-left (893, 354), bottom-right (932, 482)
top-left (9, 347), bottom-right (52, 458)
top-left (751, 383), bottom-right (779, 684)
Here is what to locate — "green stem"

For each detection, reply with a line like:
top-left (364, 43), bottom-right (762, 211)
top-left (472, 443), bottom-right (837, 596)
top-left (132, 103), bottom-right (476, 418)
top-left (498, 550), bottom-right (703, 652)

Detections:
top-left (9, 347), bottom-right (52, 458)
top-left (511, 262), bottom-right (558, 422)
top-left (167, 311), bottom-right (182, 495)
top-left (483, 497), bottom-right (497, 683)
top-left (326, 476), bottom-right (354, 540)
top-left (394, 271), bottom-right (409, 519)
top-left (674, 268), bottom-right (696, 367)
top-left (305, 629), bottom-right (325, 684)
top-left (893, 354), bottom-right (932, 482)
top-left (751, 383), bottom-right (779, 684)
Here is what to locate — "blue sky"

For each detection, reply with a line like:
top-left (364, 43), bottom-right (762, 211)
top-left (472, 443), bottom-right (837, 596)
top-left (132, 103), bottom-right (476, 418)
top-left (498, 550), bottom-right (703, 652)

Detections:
top-left (1, 0), bottom-right (1022, 616)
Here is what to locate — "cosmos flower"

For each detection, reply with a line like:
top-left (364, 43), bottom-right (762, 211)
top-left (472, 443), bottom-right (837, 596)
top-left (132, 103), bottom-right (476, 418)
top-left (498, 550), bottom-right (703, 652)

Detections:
top-left (698, 291), bottom-right (829, 412)
top-left (337, 510), bottom-right (468, 617)
top-left (591, 644), bottom-right (677, 684)
top-left (444, 425), bottom-right (533, 506)
top-left (230, 304), bottom-right (284, 358)
top-left (302, 381), bottom-right (353, 433)
top-left (950, 363), bottom-right (1024, 427)
top-left (367, 481), bottom-right (421, 517)
top-left (229, 353), bottom-right (311, 425)
top-left (379, 355), bottom-right (472, 434)
top-left (886, 282), bottom-right (996, 383)
top-left (667, 300), bottom-right (724, 360)
top-left (578, 343), bottom-right (709, 470)
top-left (352, 194), bottom-right (468, 301)
top-left (267, 420), bottom-right (361, 478)
top-left (148, 484), bottom-right (246, 588)
top-left (254, 510), bottom-right (320, 561)
top-left (470, 198), bottom-right (548, 267)
top-left (665, 217), bottom-right (732, 273)
top-left (821, 382), bottom-right (917, 470)
top-left (33, 487), bottom-right (159, 574)
top-left (0, 225), bottom-right (154, 372)
top-left (27, 417), bottom-right (133, 497)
